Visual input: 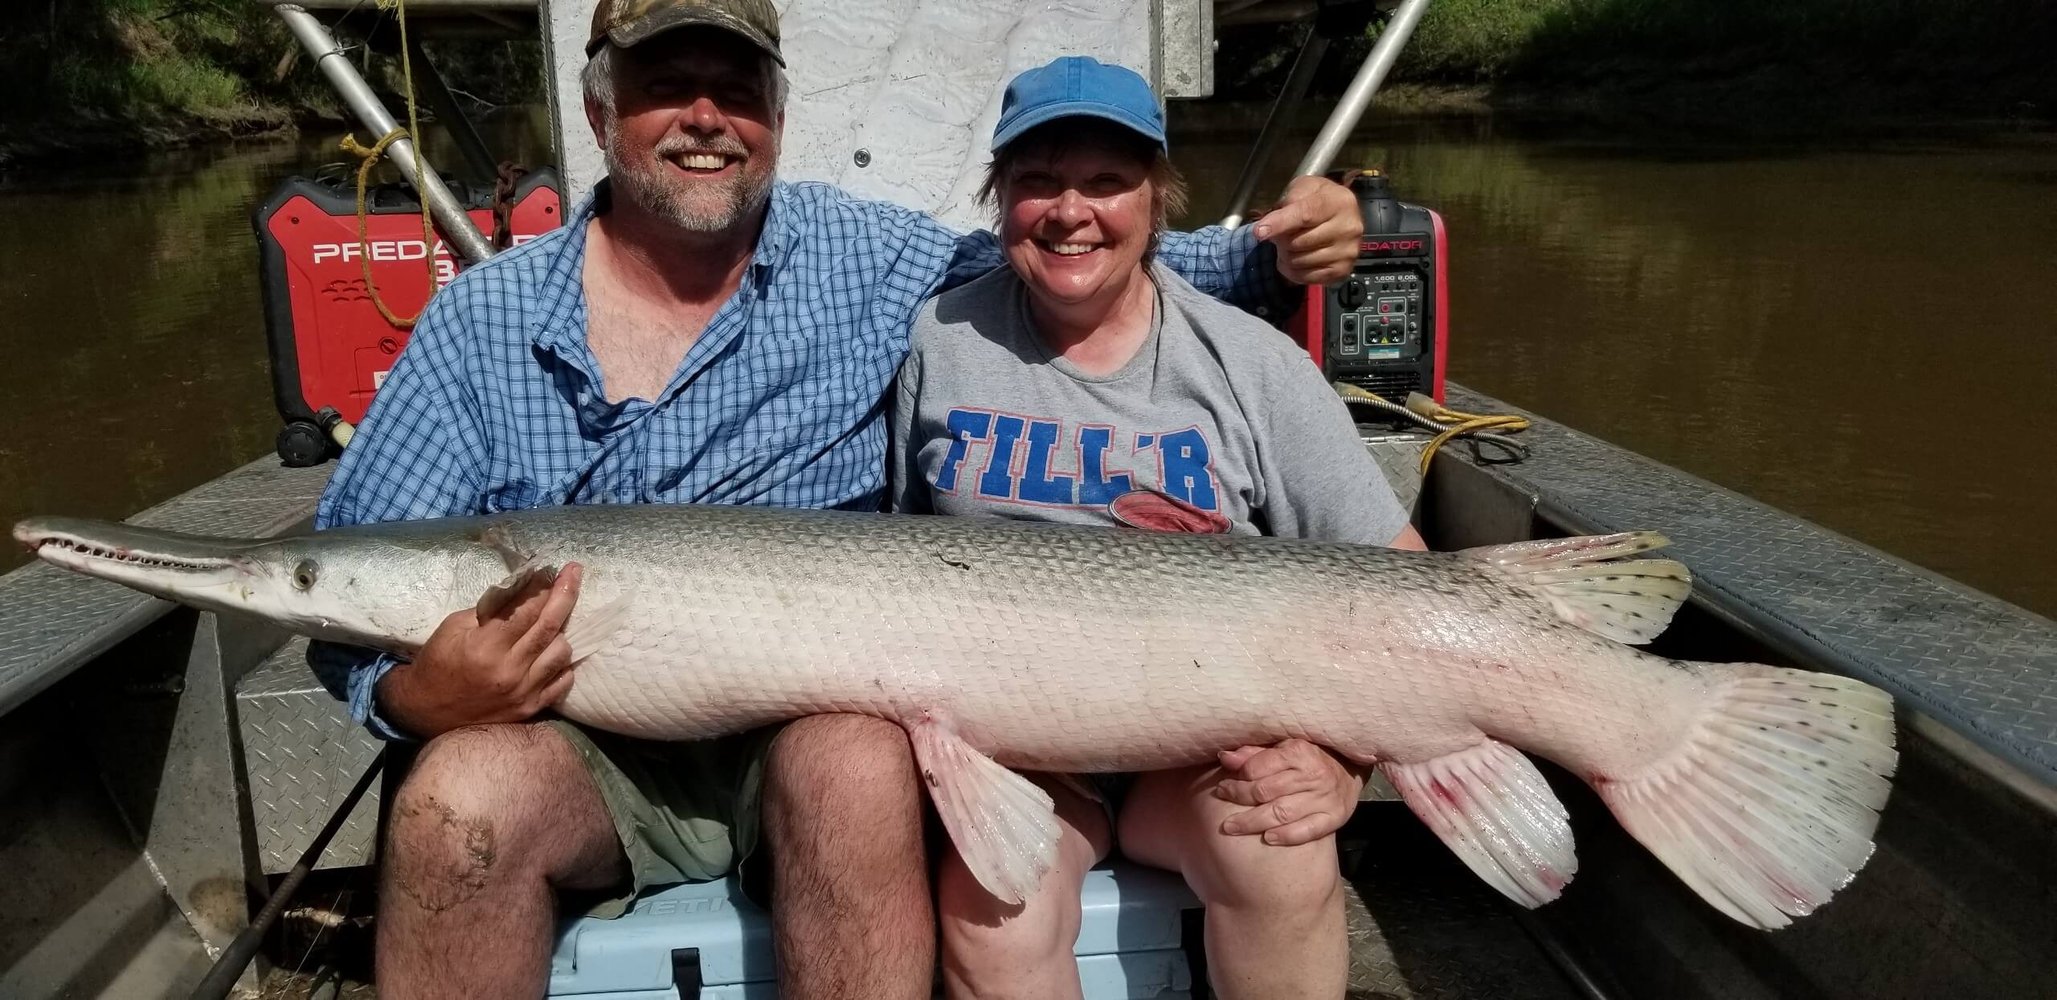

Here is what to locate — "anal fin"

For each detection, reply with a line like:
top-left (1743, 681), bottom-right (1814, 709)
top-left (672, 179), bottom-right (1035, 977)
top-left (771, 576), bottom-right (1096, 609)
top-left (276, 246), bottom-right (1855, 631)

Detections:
top-left (907, 715), bottom-right (1061, 905)
top-left (1382, 740), bottom-right (1578, 908)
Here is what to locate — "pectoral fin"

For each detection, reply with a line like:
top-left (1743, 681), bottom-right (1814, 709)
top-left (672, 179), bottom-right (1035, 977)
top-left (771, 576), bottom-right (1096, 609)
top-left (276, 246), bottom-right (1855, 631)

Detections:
top-left (473, 560), bottom-right (628, 663)
top-left (906, 714), bottom-right (1061, 905)
top-left (474, 560), bottom-right (559, 621)
top-left (563, 594), bottom-right (630, 662)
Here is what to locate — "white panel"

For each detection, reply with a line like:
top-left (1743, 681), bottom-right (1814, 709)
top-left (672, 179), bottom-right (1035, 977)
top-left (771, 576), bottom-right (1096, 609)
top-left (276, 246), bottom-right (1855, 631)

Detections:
top-left (540, 0), bottom-right (609, 203)
top-left (543, 0), bottom-right (1213, 229)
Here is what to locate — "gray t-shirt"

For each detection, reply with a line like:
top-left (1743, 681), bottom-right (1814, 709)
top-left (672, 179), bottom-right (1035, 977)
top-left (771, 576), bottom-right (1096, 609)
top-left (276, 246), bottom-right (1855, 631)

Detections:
top-left (889, 261), bottom-right (1411, 545)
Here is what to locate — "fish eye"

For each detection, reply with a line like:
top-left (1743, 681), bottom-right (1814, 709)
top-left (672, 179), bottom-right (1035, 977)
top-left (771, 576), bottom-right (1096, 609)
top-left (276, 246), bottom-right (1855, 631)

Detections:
top-left (291, 560), bottom-right (320, 591)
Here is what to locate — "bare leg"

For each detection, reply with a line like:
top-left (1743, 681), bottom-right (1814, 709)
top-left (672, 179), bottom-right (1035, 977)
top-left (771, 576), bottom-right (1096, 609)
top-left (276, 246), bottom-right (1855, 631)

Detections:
top-left (377, 723), bottom-right (628, 1000)
top-left (762, 714), bottom-right (932, 999)
top-left (1119, 765), bottom-right (1347, 1000)
top-left (937, 775), bottom-right (1112, 1000)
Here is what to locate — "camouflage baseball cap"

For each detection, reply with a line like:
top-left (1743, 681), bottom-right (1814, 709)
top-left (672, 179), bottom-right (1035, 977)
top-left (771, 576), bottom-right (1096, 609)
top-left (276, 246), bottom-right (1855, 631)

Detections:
top-left (586, 0), bottom-right (783, 65)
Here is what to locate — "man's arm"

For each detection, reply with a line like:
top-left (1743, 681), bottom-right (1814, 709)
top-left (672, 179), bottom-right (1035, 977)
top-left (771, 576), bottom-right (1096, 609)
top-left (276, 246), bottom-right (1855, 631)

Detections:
top-left (884, 346), bottom-right (934, 515)
top-left (305, 291), bottom-right (491, 740)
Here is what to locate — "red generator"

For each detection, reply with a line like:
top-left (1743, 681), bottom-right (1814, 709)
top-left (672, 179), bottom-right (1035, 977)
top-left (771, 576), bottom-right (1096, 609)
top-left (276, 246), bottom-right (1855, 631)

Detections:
top-left (254, 169), bottom-right (563, 466)
top-left (1287, 168), bottom-right (1448, 409)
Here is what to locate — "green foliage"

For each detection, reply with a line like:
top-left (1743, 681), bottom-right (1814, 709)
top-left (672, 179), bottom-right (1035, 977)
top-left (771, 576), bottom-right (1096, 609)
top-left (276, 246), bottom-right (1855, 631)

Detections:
top-left (1391, 0), bottom-right (2057, 97)
top-left (0, 0), bottom-right (545, 157)
top-left (1400, 0), bottom-right (1567, 80)
top-left (1210, 0), bottom-right (2055, 116)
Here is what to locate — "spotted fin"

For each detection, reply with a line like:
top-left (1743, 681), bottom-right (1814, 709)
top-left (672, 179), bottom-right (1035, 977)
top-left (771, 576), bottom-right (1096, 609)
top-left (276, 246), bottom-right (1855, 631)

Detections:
top-left (1461, 531), bottom-right (1691, 644)
top-left (1594, 666), bottom-right (1896, 929)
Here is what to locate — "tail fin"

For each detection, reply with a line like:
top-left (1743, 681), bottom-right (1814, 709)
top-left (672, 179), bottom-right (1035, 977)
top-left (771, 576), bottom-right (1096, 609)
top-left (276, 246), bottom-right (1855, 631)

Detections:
top-left (1596, 667), bottom-right (1897, 929)
top-left (1463, 531), bottom-right (1692, 644)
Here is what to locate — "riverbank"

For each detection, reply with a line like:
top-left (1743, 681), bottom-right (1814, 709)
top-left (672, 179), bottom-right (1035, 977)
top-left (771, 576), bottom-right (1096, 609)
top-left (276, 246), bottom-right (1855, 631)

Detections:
top-left (4, 0), bottom-right (2052, 171)
top-left (1218, 0), bottom-right (2057, 128)
top-left (0, 0), bottom-right (537, 171)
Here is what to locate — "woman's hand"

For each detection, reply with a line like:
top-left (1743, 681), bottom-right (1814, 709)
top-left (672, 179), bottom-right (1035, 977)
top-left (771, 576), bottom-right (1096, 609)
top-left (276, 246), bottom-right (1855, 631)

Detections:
top-left (1252, 175), bottom-right (1366, 286)
top-left (1212, 738), bottom-right (1369, 845)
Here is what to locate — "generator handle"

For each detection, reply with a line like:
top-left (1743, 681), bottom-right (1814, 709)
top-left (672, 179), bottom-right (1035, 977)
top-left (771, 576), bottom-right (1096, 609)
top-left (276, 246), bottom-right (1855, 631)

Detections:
top-left (275, 4), bottom-right (497, 265)
top-left (1288, 0), bottom-right (1433, 182)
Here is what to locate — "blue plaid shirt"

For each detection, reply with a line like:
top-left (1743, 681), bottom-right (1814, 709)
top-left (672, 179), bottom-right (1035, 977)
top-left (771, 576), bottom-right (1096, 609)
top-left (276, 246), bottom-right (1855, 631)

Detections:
top-left (312, 178), bottom-right (1292, 738)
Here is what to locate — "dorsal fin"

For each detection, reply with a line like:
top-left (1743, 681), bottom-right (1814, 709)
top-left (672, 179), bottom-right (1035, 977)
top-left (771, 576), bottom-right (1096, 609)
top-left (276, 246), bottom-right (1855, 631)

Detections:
top-left (1461, 532), bottom-right (1691, 644)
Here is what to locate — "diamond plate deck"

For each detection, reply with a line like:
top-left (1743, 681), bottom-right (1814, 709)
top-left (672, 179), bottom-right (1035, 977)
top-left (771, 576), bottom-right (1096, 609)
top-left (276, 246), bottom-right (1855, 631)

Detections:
top-left (1446, 383), bottom-right (2057, 789)
top-left (239, 636), bottom-right (384, 873)
top-left (0, 457), bottom-right (332, 715)
top-left (1361, 433), bottom-right (1428, 515)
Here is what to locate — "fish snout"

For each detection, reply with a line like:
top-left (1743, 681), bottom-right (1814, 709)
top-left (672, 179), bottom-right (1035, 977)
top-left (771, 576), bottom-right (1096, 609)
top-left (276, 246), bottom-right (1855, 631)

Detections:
top-left (13, 518), bottom-right (59, 556)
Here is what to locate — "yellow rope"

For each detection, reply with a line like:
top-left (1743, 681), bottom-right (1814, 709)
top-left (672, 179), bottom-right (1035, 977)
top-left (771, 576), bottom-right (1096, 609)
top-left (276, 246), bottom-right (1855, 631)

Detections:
top-left (1334, 382), bottom-right (1533, 475)
top-left (340, 129), bottom-right (429, 328)
top-left (337, 0), bottom-right (436, 329)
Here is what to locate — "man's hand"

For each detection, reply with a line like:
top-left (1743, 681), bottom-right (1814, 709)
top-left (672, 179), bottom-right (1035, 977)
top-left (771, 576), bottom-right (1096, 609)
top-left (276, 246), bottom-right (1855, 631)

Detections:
top-left (1213, 738), bottom-right (1368, 846)
top-left (1251, 175), bottom-right (1364, 287)
top-left (377, 563), bottom-right (585, 739)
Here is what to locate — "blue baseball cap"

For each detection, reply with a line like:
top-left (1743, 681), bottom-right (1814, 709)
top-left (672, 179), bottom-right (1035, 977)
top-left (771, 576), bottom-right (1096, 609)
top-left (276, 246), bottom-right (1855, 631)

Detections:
top-left (991, 56), bottom-right (1167, 153)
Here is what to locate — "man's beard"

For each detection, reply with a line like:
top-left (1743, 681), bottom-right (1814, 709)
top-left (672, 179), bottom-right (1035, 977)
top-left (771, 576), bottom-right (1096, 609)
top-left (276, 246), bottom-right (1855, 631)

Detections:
top-left (604, 106), bottom-right (775, 235)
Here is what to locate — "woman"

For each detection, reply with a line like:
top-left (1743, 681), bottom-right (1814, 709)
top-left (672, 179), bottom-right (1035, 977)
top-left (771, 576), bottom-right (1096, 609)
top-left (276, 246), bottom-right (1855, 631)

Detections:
top-left (889, 56), bottom-right (1426, 1000)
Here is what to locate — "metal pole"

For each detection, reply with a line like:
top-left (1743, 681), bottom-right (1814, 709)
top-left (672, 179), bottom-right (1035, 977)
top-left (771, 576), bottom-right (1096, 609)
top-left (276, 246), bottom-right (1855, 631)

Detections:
top-left (1289, 0), bottom-right (1433, 180)
top-left (274, 4), bottom-right (496, 264)
top-left (187, 752), bottom-right (386, 1000)
top-left (408, 35), bottom-right (501, 184)
top-left (1220, 26), bottom-right (1330, 229)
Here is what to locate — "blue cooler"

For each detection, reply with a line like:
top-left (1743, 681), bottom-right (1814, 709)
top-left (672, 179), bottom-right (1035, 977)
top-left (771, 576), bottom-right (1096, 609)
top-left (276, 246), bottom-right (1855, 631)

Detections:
top-left (547, 861), bottom-right (1202, 999)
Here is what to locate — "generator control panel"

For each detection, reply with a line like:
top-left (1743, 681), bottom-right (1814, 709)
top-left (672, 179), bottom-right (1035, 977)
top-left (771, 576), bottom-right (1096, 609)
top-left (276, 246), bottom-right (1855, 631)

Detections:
top-left (1333, 270), bottom-right (1425, 360)
top-left (1288, 169), bottom-right (1447, 408)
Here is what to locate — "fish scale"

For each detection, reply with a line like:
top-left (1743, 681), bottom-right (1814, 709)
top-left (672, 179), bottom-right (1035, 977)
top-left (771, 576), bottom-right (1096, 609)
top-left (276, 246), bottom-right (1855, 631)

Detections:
top-left (15, 502), bottom-right (1898, 925)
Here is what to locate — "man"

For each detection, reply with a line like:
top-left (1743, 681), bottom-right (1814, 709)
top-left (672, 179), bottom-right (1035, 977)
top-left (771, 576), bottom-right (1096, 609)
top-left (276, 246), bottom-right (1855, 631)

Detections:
top-left (310, 0), bottom-right (1368, 996)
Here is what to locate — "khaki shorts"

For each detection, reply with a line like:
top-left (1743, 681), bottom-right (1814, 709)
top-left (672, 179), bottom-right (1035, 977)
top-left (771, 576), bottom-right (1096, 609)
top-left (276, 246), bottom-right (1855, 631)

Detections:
top-left (546, 719), bottom-right (785, 918)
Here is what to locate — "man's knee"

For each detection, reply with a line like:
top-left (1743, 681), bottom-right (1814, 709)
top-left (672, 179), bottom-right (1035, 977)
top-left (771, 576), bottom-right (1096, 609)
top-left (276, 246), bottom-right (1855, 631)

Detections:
top-left (765, 715), bottom-right (917, 815)
top-left (383, 724), bottom-right (573, 910)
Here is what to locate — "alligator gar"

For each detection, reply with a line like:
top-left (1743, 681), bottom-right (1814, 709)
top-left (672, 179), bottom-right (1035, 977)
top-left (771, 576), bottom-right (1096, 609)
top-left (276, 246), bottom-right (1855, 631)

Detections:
top-left (13, 503), bottom-right (1896, 926)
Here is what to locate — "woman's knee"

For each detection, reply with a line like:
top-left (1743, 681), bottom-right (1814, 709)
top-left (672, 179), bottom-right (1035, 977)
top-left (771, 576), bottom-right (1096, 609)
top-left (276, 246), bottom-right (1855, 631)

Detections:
top-left (1122, 768), bottom-right (1340, 914)
top-left (1189, 824), bottom-right (1340, 915)
top-left (938, 775), bottom-right (1108, 974)
top-left (937, 847), bottom-right (1086, 980)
